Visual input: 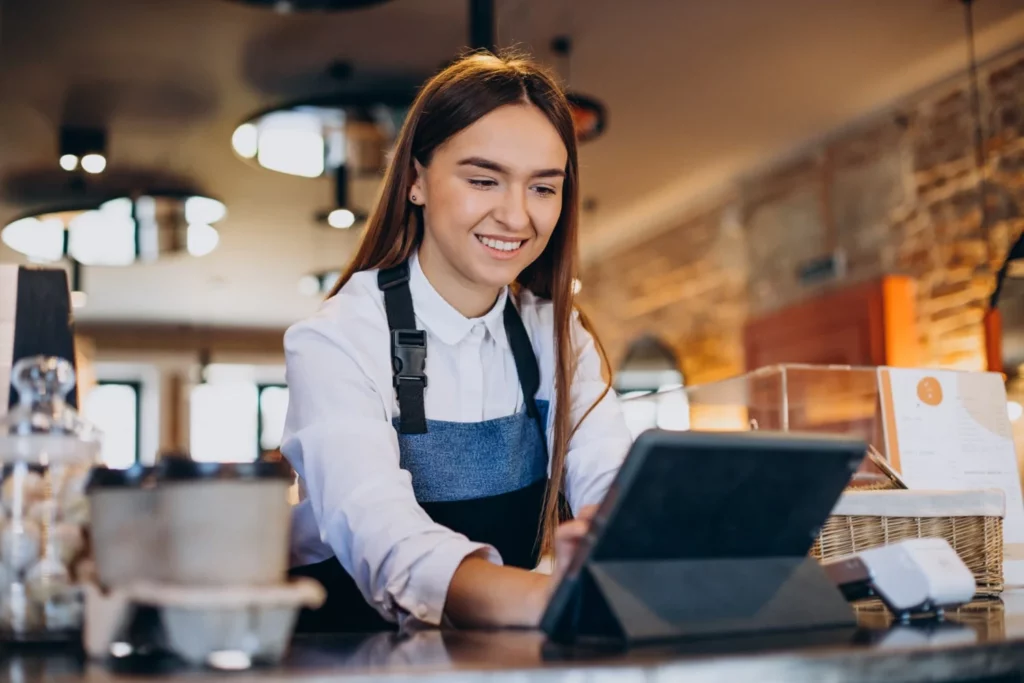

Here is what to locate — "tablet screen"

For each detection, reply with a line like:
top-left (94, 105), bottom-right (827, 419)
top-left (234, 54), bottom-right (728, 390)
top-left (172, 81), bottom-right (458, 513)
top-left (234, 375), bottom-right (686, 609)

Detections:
top-left (542, 429), bottom-right (866, 639)
top-left (590, 430), bottom-right (866, 561)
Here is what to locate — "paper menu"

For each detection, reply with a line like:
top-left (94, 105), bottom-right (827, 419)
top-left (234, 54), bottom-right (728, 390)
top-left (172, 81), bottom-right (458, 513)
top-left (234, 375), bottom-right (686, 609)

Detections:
top-left (878, 367), bottom-right (1024, 584)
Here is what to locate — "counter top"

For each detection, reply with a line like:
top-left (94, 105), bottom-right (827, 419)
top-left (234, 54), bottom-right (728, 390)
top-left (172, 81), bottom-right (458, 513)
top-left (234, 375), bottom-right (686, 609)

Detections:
top-left (9, 594), bottom-right (1024, 683)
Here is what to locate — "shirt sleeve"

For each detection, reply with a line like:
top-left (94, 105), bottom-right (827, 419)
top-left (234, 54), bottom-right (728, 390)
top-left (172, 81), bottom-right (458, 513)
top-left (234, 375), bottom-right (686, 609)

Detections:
top-left (562, 314), bottom-right (633, 515)
top-left (281, 295), bottom-right (500, 625)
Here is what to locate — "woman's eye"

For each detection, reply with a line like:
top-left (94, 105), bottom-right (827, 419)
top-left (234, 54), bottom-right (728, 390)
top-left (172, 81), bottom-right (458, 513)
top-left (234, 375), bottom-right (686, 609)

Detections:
top-left (532, 185), bottom-right (558, 197)
top-left (468, 178), bottom-right (498, 188)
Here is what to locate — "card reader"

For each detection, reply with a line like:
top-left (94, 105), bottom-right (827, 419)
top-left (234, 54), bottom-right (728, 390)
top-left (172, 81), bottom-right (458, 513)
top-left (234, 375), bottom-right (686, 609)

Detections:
top-left (822, 538), bottom-right (975, 620)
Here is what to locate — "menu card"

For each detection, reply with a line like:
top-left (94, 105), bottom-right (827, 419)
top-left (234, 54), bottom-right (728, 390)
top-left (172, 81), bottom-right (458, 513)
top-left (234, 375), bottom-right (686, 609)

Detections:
top-left (878, 367), bottom-right (1024, 585)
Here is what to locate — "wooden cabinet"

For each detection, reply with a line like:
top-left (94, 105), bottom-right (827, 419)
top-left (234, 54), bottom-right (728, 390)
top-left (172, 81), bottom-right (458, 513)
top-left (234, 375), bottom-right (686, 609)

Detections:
top-left (743, 275), bottom-right (920, 371)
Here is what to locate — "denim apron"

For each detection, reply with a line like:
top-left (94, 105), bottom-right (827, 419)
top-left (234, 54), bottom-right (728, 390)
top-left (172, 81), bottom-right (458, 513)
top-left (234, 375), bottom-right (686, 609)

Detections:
top-left (290, 262), bottom-right (549, 632)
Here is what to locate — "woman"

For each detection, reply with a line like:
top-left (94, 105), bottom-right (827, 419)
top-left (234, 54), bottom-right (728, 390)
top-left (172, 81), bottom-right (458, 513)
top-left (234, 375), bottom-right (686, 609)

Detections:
top-left (284, 51), bottom-right (631, 632)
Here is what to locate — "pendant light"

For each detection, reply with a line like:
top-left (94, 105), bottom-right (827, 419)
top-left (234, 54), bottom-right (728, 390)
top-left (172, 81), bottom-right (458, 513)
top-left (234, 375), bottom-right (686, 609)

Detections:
top-left (2, 193), bottom-right (227, 266)
top-left (550, 36), bottom-right (607, 144)
top-left (230, 77), bottom-right (417, 180)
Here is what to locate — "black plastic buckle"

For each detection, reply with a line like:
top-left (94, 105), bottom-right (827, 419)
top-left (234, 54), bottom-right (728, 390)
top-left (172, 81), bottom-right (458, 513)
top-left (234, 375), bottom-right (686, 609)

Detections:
top-left (391, 329), bottom-right (427, 388)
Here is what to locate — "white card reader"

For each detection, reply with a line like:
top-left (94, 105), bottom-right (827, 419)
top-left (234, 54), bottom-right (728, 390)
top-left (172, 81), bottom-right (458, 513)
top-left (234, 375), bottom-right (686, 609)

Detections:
top-left (822, 538), bottom-right (976, 620)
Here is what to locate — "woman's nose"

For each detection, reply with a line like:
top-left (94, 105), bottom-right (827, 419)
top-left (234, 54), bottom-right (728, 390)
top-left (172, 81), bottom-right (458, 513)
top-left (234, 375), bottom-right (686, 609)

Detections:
top-left (495, 186), bottom-right (530, 232)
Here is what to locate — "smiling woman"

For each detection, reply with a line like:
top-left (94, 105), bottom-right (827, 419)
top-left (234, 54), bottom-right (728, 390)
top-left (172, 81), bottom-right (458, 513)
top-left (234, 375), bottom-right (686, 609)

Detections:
top-left (411, 104), bottom-right (568, 317)
top-left (282, 51), bottom-right (632, 633)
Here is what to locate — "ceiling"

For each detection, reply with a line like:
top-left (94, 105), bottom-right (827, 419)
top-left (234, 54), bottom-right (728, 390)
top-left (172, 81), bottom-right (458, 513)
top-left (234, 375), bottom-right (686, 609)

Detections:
top-left (1, 0), bottom-right (1023, 328)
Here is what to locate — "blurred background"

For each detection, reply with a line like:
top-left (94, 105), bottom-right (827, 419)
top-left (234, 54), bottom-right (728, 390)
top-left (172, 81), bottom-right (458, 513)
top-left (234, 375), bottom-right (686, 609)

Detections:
top-left (1, 0), bottom-right (1023, 470)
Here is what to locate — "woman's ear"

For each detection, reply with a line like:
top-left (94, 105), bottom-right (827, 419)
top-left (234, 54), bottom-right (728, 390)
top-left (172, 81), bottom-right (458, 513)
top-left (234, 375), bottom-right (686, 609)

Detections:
top-left (409, 159), bottom-right (426, 205)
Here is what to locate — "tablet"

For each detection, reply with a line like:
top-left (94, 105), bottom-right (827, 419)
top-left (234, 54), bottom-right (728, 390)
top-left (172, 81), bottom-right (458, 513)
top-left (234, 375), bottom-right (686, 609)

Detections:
top-left (540, 429), bottom-right (866, 643)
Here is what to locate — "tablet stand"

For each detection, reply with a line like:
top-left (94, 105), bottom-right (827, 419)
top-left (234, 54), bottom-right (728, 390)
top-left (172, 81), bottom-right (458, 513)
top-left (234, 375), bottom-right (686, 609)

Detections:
top-left (549, 555), bottom-right (855, 644)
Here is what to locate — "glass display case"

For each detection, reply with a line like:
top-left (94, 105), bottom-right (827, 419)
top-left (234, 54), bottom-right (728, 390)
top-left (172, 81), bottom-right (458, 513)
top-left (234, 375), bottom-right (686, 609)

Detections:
top-left (0, 356), bottom-right (101, 641)
top-left (621, 364), bottom-right (890, 485)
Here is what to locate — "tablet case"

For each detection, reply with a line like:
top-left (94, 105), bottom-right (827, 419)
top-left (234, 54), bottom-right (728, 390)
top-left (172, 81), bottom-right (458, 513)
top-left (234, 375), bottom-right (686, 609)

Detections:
top-left (541, 430), bottom-right (866, 645)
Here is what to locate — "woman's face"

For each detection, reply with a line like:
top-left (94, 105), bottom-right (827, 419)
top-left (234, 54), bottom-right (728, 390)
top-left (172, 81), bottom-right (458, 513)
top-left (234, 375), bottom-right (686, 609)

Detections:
top-left (411, 103), bottom-right (568, 295)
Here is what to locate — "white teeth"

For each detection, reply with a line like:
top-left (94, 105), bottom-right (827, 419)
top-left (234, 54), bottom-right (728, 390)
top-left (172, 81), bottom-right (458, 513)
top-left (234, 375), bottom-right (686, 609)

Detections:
top-left (476, 236), bottom-right (523, 252)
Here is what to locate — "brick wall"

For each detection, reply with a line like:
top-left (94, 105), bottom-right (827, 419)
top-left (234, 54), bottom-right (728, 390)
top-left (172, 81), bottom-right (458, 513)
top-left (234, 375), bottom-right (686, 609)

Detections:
top-left (581, 49), bottom-right (1024, 385)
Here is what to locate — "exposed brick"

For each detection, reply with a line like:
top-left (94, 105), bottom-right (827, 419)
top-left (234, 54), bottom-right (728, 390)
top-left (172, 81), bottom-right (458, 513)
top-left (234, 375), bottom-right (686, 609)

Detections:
top-left (582, 48), bottom-right (1024, 383)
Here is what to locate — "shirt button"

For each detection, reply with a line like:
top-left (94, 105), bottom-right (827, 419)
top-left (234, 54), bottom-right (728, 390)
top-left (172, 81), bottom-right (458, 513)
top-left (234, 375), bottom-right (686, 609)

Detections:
top-left (416, 604), bottom-right (429, 619)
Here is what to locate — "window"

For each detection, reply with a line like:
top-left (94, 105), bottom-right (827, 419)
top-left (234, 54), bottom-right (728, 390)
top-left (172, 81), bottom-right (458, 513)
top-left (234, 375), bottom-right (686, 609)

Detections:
top-left (258, 384), bottom-right (289, 457)
top-left (620, 387), bottom-right (690, 439)
top-left (82, 381), bottom-right (140, 468)
top-left (615, 336), bottom-right (690, 439)
top-left (190, 381), bottom-right (259, 463)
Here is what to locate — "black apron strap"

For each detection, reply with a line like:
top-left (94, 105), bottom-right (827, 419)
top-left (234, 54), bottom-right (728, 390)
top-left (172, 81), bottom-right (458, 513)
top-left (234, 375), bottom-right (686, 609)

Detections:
top-left (378, 261), bottom-right (547, 447)
top-left (503, 298), bottom-right (549, 462)
top-left (378, 263), bottom-right (427, 434)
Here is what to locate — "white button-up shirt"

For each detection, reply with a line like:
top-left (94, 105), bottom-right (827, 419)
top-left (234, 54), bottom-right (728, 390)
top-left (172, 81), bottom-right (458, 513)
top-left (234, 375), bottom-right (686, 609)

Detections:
top-left (282, 253), bottom-right (631, 625)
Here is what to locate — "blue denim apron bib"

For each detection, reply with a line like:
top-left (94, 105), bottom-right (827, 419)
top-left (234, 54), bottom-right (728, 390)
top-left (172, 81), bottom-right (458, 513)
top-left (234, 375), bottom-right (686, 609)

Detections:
top-left (290, 263), bottom-right (549, 632)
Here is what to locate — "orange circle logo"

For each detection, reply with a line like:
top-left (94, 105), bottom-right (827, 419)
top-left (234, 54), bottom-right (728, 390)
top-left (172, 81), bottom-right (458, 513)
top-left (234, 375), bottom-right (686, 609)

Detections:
top-left (916, 377), bottom-right (943, 406)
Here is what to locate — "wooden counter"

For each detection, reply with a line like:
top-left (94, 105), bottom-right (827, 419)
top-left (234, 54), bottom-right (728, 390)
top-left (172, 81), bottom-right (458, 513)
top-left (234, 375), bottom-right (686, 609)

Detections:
top-left (9, 595), bottom-right (1024, 683)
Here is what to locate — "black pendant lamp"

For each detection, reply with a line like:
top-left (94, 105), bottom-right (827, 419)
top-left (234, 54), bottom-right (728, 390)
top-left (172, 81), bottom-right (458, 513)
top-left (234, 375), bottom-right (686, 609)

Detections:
top-left (315, 165), bottom-right (367, 229)
top-left (469, 0), bottom-right (607, 144)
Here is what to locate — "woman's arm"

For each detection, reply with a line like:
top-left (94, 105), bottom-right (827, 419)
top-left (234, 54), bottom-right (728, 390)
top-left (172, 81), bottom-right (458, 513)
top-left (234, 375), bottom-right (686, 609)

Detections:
top-left (444, 506), bottom-right (598, 628)
top-left (283, 299), bottom-right (501, 626)
top-left (445, 553), bottom-right (549, 628)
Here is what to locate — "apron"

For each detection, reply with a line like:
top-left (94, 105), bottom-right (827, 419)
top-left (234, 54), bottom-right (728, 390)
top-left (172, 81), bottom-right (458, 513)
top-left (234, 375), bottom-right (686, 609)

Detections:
top-left (289, 262), bottom-right (549, 632)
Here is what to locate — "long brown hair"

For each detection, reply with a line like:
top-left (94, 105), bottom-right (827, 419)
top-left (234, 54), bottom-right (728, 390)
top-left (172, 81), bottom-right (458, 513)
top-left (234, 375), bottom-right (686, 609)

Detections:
top-left (329, 50), bottom-right (611, 556)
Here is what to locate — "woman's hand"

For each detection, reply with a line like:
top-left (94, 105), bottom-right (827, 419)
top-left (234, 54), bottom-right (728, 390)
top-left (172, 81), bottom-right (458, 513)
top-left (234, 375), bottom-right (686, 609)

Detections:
top-left (550, 504), bottom-right (598, 591)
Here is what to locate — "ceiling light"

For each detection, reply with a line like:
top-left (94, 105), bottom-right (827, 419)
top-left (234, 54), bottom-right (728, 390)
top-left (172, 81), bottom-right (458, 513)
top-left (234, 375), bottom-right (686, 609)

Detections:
top-left (327, 208), bottom-right (356, 229)
top-left (550, 37), bottom-right (608, 143)
top-left (1, 215), bottom-right (67, 262)
top-left (59, 126), bottom-right (107, 173)
top-left (255, 110), bottom-right (325, 178)
top-left (81, 153), bottom-right (107, 174)
top-left (187, 223), bottom-right (220, 257)
top-left (566, 93), bottom-right (607, 143)
top-left (68, 202), bottom-right (136, 266)
top-left (231, 123), bottom-right (258, 159)
top-left (231, 82), bottom-right (417, 178)
top-left (315, 165), bottom-right (367, 228)
top-left (1, 193), bottom-right (227, 265)
top-left (185, 196), bottom-right (229, 225)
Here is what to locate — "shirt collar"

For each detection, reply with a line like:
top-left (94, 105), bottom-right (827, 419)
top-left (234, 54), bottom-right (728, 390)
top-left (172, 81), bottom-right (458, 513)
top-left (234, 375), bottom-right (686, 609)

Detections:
top-left (408, 252), bottom-right (509, 349)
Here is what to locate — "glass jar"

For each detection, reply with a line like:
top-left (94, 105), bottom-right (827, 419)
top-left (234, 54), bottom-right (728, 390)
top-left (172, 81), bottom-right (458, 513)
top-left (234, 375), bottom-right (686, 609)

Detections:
top-left (0, 356), bottom-right (101, 641)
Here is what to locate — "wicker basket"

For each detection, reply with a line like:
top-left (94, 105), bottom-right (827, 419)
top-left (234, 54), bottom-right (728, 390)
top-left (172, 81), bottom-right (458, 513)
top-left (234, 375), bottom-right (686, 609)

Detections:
top-left (811, 489), bottom-right (1005, 597)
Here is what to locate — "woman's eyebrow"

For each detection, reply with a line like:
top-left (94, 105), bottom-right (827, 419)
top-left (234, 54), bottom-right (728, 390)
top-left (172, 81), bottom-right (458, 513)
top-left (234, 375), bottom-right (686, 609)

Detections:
top-left (457, 156), bottom-right (566, 179)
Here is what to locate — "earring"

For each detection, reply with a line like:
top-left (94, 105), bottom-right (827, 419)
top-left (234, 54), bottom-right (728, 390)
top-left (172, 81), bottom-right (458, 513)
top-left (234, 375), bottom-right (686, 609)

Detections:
top-left (410, 194), bottom-right (418, 203)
